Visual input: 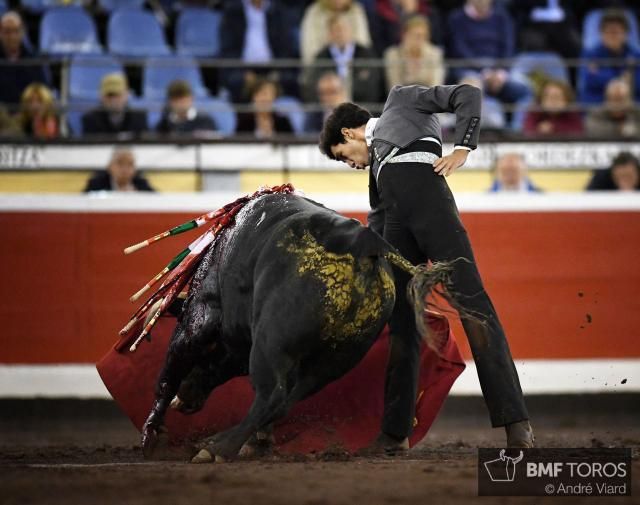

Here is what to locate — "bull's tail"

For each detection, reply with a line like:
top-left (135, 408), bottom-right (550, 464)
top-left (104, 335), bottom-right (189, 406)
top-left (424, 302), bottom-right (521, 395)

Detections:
top-left (383, 252), bottom-right (484, 356)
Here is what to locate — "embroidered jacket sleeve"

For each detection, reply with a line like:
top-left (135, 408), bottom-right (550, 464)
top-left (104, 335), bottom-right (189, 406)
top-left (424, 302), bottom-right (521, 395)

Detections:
top-left (389, 84), bottom-right (482, 149)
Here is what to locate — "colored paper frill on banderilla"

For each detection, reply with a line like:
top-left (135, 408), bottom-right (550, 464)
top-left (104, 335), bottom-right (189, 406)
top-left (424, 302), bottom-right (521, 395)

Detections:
top-left (97, 311), bottom-right (466, 454)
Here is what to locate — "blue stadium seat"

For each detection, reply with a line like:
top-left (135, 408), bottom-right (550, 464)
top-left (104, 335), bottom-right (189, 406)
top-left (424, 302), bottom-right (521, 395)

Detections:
top-left (66, 99), bottom-right (97, 137)
top-left (583, 8), bottom-right (640, 50)
top-left (98, 0), bottom-right (144, 13)
top-left (129, 97), bottom-right (163, 129)
top-left (510, 96), bottom-right (534, 132)
top-left (69, 55), bottom-right (124, 100)
top-left (108, 8), bottom-right (171, 57)
top-left (143, 56), bottom-right (208, 99)
top-left (510, 52), bottom-right (569, 85)
top-left (39, 7), bottom-right (102, 55)
top-left (21, 0), bottom-right (83, 14)
top-left (274, 95), bottom-right (306, 136)
top-left (195, 97), bottom-right (236, 136)
top-left (175, 7), bottom-right (221, 57)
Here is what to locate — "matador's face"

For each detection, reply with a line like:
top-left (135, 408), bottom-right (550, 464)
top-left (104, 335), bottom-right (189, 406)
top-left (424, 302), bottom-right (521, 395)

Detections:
top-left (331, 129), bottom-right (370, 170)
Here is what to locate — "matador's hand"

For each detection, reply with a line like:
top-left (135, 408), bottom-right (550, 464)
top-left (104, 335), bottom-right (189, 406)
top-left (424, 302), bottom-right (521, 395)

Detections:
top-left (433, 149), bottom-right (469, 177)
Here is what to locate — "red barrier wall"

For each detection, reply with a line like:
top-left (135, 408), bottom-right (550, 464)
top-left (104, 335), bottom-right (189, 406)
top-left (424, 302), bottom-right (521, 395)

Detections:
top-left (1, 210), bottom-right (639, 363)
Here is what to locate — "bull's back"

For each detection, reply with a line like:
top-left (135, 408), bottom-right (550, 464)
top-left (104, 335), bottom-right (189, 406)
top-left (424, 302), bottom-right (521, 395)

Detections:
top-left (218, 194), bottom-right (396, 347)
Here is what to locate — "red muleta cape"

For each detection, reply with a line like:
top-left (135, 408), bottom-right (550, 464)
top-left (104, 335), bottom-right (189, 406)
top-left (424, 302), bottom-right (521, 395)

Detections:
top-left (97, 312), bottom-right (465, 454)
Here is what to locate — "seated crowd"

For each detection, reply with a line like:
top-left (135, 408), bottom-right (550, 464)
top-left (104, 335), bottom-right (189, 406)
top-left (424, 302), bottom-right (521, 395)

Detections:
top-left (0, 0), bottom-right (638, 140)
top-left (84, 146), bottom-right (640, 193)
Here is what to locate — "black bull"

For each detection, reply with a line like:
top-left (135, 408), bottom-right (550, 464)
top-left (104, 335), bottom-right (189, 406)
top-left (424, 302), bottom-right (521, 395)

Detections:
top-left (141, 193), bottom-right (452, 462)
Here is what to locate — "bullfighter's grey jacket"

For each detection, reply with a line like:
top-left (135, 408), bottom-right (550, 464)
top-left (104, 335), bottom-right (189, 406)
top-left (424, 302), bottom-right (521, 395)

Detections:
top-left (368, 84), bottom-right (481, 233)
top-left (368, 84), bottom-right (482, 180)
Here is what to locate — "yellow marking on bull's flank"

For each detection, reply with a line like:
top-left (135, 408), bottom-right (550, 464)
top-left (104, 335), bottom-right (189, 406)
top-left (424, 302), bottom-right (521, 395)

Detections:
top-left (279, 230), bottom-right (395, 343)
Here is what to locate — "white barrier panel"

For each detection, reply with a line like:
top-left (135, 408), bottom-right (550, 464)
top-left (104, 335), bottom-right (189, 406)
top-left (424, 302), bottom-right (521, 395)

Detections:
top-left (1, 192), bottom-right (640, 213)
top-left (0, 360), bottom-right (637, 398)
top-left (2, 142), bottom-right (639, 171)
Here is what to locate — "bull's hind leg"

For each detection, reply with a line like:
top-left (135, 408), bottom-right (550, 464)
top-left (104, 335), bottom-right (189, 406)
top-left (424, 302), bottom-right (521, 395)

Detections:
top-left (192, 341), bottom-right (298, 463)
top-left (142, 300), bottom-right (220, 458)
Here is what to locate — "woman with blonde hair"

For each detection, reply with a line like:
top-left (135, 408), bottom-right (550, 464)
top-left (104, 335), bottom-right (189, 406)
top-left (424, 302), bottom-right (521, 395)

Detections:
top-left (383, 15), bottom-right (444, 91)
top-left (16, 82), bottom-right (61, 139)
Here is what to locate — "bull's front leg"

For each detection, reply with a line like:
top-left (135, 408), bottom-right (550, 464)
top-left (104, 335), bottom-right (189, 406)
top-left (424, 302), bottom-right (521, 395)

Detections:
top-left (142, 300), bottom-right (220, 458)
top-left (171, 345), bottom-right (246, 415)
top-left (141, 326), bottom-right (197, 458)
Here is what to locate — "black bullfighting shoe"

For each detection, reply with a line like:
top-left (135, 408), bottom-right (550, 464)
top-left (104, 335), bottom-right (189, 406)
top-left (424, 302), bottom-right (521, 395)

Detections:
top-left (505, 420), bottom-right (535, 448)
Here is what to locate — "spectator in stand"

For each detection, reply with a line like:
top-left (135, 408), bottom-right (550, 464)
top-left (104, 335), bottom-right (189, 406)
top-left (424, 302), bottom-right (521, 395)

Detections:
top-left (586, 151), bottom-right (640, 191)
top-left (307, 14), bottom-right (382, 104)
top-left (84, 148), bottom-right (154, 192)
top-left (446, 0), bottom-right (530, 106)
top-left (0, 11), bottom-right (50, 113)
top-left (0, 104), bottom-right (22, 137)
top-left (236, 77), bottom-right (293, 138)
top-left (510, 0), bottom-right (581, 59)
top-left (15, 83), bottom-right (61, 139)
top-left (82, 73), bottom-right (147, 138)
top-left (156, 80), bottom-right (217, 136)
top-left (578, 9), bottom-right (640, 105)
top-left (305, 71), bottom-right (348, 133)
top-left (586, 78), bottom-right (640, 138)
top-left (523, 79), bottom-right (583, 136)
top-left (301, 0), bottom-right (372, 64)
top-left (489, 153), bottom-right (542, 192)
top-left (383, 15), bottom-right (444, 92)
top-left (373, 0), bottom-right (443, 54)
top-left (220, 0), bottom-right (299, 101)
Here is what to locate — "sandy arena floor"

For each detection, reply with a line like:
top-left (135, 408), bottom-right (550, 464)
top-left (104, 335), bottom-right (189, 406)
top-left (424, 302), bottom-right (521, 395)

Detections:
top-left (1, 396), bottom-right (638, 505)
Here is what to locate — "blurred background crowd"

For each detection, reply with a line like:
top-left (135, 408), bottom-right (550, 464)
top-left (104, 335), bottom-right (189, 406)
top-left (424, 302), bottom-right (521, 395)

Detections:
top-left (0, 0), bottom-right (638, 141)
top-left (0, 0), bottom-right (638, 193)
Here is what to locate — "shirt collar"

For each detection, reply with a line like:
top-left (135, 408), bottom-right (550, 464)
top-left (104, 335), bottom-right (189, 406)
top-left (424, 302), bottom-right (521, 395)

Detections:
top-left (365, 117), bottom-right (378, 147)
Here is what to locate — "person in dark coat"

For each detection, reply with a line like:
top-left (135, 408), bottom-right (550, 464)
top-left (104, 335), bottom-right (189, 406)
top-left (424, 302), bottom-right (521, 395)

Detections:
top-left (578, 9), bottom-right (640, 105)
top-left (236, 77), bottom-right (293, 138)
top-left (319, 84), bottom-right (535, 452)
top-left (307, 13), bottom-right (382, 104)
top-left (84, 148), bottom-right (154, 192)
top-left (304, 71), bottom-right (348, 134)
top-left (219, 0), bottom-right (299, 100)
top-left (156, 80), bottom-right (217, 136)
top-left (0, 11), bottom-right (50, 112)
top-left (81, 73), bottom-right (147, 138)
top-left (586, 151), bottom-right (640, 191)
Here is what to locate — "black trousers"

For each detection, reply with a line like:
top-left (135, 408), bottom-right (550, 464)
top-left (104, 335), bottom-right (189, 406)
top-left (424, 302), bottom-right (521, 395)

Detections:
top-left (376, 142), bottom-right (529, 439)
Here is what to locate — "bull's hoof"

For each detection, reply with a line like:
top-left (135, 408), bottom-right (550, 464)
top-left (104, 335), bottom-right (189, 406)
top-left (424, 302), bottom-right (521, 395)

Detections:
top-left (170, 395), bottom-right (203, 415)
top-left (239, 432), bottom-right (274, 458)
top-left (191, 449), bottom-right (213, 464)
top-left (141, 427), bottom-right (159, 459)
top-left (170, 396), bottom-right (184, 410)
top-left (191, 449), bottom-right (227, 464)
top-left (357, 433), bottom-right (409, 457)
